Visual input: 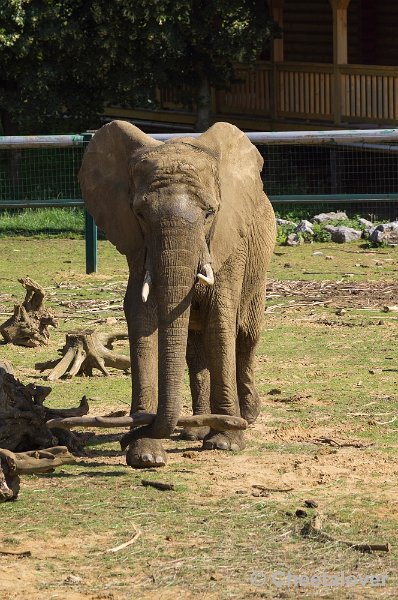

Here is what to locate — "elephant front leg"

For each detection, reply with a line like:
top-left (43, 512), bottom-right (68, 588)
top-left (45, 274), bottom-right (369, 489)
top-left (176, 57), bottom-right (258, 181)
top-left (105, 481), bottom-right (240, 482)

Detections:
top-left (181, 331), bottom-right (211, 441)
top-left (124, 277), bottom-right (166, 467)
top-left (202, 319), bottom-right (245, 452)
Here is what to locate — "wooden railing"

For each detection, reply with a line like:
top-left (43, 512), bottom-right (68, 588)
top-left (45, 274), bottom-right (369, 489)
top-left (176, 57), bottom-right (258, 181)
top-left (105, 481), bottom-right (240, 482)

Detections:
top-left (159, 62), bottom-right (398, 126)
top-left (340, 65), bottom-right (398, 123)
top-left (276, 63), bottom-right (334, 120)
top-left (216, 63), bottom-right (272, 115)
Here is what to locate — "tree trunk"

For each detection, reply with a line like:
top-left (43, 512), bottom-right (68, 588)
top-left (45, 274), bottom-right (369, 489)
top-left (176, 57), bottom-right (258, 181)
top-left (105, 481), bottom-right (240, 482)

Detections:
top-left (0, 361), bottom-right (89, 452)
top-left (0, 278), bottom-right (56, 347)
top-left (195, 72), bottom-right (212, 132)
top-left (36, 330), bottom-right (130, 380)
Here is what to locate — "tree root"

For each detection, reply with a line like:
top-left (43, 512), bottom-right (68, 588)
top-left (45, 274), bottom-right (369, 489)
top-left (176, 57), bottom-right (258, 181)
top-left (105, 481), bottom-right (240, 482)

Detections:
top-left (0, 277), bottom-right (56, 347)
top-left (0, 446), bottom-right (75, 502)
top-left (0, 360), bottom-right (90, 453)
top-left (36, 330), bottom-right (130, 380)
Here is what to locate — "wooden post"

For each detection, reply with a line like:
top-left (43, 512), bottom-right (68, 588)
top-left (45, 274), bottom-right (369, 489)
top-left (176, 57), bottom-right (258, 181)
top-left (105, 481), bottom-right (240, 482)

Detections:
top-left (267, 0), bottom-right (285, 121)
top-left (329, 0), bottom-right (351, 124)
top-left (85, 210), bottom-right (98, 274)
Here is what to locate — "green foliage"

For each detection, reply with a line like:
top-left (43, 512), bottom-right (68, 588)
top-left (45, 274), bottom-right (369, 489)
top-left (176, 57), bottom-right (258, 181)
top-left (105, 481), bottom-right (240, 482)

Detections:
top-left (311, 223), bottom-right (332, 242)
top-left (0, 1), bottom-right (279, 134)
top-left (276, 223), bottom-right (295, 245)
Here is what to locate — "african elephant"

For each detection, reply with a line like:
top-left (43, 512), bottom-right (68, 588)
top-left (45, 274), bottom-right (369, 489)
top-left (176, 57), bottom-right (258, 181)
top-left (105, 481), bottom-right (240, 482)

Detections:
top-left (79, 120), bottom-right (276, 468)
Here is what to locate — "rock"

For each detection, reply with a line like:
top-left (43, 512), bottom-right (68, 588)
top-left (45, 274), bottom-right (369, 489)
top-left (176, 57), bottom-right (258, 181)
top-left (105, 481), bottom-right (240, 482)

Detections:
top-left (295, 509), bottom-right (308, 518)
top-left (276, 218), bottom-right (297, 227)
top-left (369, 222), bottom-right (398, 245)
top-left (324, 225), bottom-right (362, 243)
top-left (295, 220), bottom-right (314, 235)
top-left (357, 217), bottom-right (373, 228)
top-left (64, 575), bottom-right (82, 585)
top-left (375, 221), bottom-right (398, 232)
top-left (312, 211), bottom-right (348, 224)
top-left (313, 251), bottom-right (323, 256)
top-left (268, 388), bottom-right (282, 395)
top-left (286, 233), bottom-right (302, 246)
top-left (369, 229), bottom-right (385, 244)
top-left (383, 305), bottom-right (398, 312)
top-left (304, 499), bottom-right (318, 508)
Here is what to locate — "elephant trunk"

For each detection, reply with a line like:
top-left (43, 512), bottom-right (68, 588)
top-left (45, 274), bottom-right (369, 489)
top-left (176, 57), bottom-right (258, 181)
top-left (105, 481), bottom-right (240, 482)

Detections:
top-left (149, 221), bottom-right (199, 438)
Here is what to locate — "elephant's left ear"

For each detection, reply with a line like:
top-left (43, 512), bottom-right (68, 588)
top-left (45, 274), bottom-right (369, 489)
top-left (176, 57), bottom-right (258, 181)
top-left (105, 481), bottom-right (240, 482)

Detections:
top-left (193, 122), bottom-right (266, 272)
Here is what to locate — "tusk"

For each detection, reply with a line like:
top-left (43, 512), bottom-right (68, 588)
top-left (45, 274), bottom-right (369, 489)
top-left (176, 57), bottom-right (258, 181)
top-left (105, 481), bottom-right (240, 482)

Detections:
top-left (197, 263), bottom-right (214, 286)
top-left (141, 271), bottom-right (152, 303)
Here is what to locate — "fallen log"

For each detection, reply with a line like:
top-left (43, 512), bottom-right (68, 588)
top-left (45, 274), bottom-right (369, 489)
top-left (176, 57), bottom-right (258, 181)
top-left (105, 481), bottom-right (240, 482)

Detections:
top-left (46, 413), bottom-right (248, 436)
top-left (36, 330), bottom-right (130, 380)
top-left (0, 277), bottom-right (56, 347)
top-left (0, 446), bottom-right (75, 502)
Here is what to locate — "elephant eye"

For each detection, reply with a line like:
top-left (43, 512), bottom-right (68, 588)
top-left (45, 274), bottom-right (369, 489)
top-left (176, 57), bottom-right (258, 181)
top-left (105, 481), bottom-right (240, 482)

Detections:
top-left (205, 208), bottom-right (215, 219)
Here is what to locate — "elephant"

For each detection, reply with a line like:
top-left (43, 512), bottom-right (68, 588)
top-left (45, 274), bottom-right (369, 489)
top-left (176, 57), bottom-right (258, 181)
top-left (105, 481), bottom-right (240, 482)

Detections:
top-left (79, 120), bottom-right (276, 468)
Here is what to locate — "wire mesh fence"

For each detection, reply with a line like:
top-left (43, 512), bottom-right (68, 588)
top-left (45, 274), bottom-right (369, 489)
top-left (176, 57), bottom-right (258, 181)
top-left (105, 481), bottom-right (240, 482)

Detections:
top-left (0, 129), bottom-right (397, 219)
top-left (0, 145), bottom-right (85, 206)
top-left (260, 143), bottom-right (398, 221)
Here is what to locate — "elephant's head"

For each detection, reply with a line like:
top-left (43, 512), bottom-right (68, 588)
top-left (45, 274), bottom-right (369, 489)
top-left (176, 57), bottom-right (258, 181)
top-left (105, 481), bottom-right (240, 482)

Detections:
top-left (79, 120), bottom-right (264, 438)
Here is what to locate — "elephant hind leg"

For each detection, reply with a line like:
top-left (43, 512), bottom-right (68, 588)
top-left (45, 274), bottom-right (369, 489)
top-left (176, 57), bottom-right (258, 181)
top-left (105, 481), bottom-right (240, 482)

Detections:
top-left (236, 291), bottom-right (264, 424)
top-left (181, 331), bottom-right (210, 441)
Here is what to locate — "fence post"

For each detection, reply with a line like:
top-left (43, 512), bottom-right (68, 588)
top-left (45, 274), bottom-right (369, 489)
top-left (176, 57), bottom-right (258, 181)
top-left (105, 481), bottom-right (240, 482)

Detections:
top-left (82, 133), bottom-right (97, 274)
top-left (85, 210), bottom-right (97, 274)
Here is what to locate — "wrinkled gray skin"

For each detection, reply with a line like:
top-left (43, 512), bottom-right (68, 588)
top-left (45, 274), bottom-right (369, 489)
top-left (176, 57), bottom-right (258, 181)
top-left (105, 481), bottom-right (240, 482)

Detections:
top-left (79, 121), bottom-right (276, 468)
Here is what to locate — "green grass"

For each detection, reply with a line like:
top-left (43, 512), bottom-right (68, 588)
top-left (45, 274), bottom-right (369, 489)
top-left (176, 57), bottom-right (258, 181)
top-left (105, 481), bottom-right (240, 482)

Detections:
top-left (0, 238), bottom-right (397, 599)
top-left (0, 207), bottom-right (84, 237)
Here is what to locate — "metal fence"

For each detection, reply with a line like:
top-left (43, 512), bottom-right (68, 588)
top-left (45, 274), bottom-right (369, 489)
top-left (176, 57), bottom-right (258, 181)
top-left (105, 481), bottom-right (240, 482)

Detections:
top-left (1, 129), bottom-right (398, 272)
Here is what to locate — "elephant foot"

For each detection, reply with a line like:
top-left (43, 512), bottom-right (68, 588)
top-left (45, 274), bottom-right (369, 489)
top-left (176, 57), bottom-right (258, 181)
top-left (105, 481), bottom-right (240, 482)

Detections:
top-left (125, 436), bottom-right (167, 469)
top-left (202, 430), bottom-right (245, 452)
top-left (240, 392), bottom-right (261, 425)
top-left (179, 426), bottom-right (210, 441)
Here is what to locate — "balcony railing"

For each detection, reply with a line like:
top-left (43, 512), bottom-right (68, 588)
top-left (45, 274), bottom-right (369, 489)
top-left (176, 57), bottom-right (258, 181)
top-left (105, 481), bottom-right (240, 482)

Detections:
top-left (160, 61), bottom-right (398, 126)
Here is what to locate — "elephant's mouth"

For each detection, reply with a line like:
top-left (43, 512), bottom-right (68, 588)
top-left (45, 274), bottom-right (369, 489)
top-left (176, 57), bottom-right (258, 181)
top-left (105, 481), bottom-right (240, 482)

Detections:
top-left (141, 258), bottom-right (214, 304)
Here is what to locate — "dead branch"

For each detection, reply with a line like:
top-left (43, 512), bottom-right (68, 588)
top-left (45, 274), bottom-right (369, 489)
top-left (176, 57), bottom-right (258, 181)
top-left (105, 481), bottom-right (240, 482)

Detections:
top-left (142, 480), bottom-right (175, 491)
top-left (374, 416), bottom-right (397, 425)
top-left (252, 484), bottom-right (294, 493)
top-left (106, 523), bottom-right (142, 553)
top-left (301, 514), bottom-right (390, 553)
top-left (0, 549), bottom-right (32, 557)
top-left (313, 437), bottom-right (373, 449)
top-left (44, 396), bottom-right (89, 420)
top-left (0, 446), bottom-right (75, 475)
top-left (0, 277), bottom-right (56, 347)
top-left (46, 413), bottom-right (249, 444)
top-left (0, 445), bottom-right (75, 502)
top-left (36, 330), bottom-right (130, 380)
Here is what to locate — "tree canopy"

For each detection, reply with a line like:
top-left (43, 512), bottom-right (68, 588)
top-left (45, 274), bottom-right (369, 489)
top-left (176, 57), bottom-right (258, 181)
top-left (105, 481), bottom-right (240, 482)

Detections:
top-left (0, 1), bottom-right (279, 134)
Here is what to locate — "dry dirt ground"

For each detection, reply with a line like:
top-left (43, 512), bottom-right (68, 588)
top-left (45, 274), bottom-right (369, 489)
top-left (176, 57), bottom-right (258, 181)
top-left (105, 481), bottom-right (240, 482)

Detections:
top-left (0, 240), bottom-right (397, 599)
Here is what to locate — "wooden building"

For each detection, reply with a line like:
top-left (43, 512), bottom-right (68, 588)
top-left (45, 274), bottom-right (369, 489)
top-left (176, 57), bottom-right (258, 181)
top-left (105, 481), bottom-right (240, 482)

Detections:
top-left (106, 0), bottom-right (398, 131)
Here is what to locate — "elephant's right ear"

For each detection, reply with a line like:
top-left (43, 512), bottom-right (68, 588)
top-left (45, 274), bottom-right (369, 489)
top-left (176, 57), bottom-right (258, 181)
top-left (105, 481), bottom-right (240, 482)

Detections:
top-left (79, 120), bottom-right (162, 258)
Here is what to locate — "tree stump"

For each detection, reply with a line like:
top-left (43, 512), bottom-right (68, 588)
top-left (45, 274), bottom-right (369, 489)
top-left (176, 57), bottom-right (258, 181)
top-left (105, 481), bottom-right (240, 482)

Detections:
top-left (0, 446), bottom-right (75, 502)
top-left (0, 277), bottom-right (56, 347)
top-left (0, 361), bottom-right (90, 453)
top-left (36, 330), bottom-right (130, 380)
